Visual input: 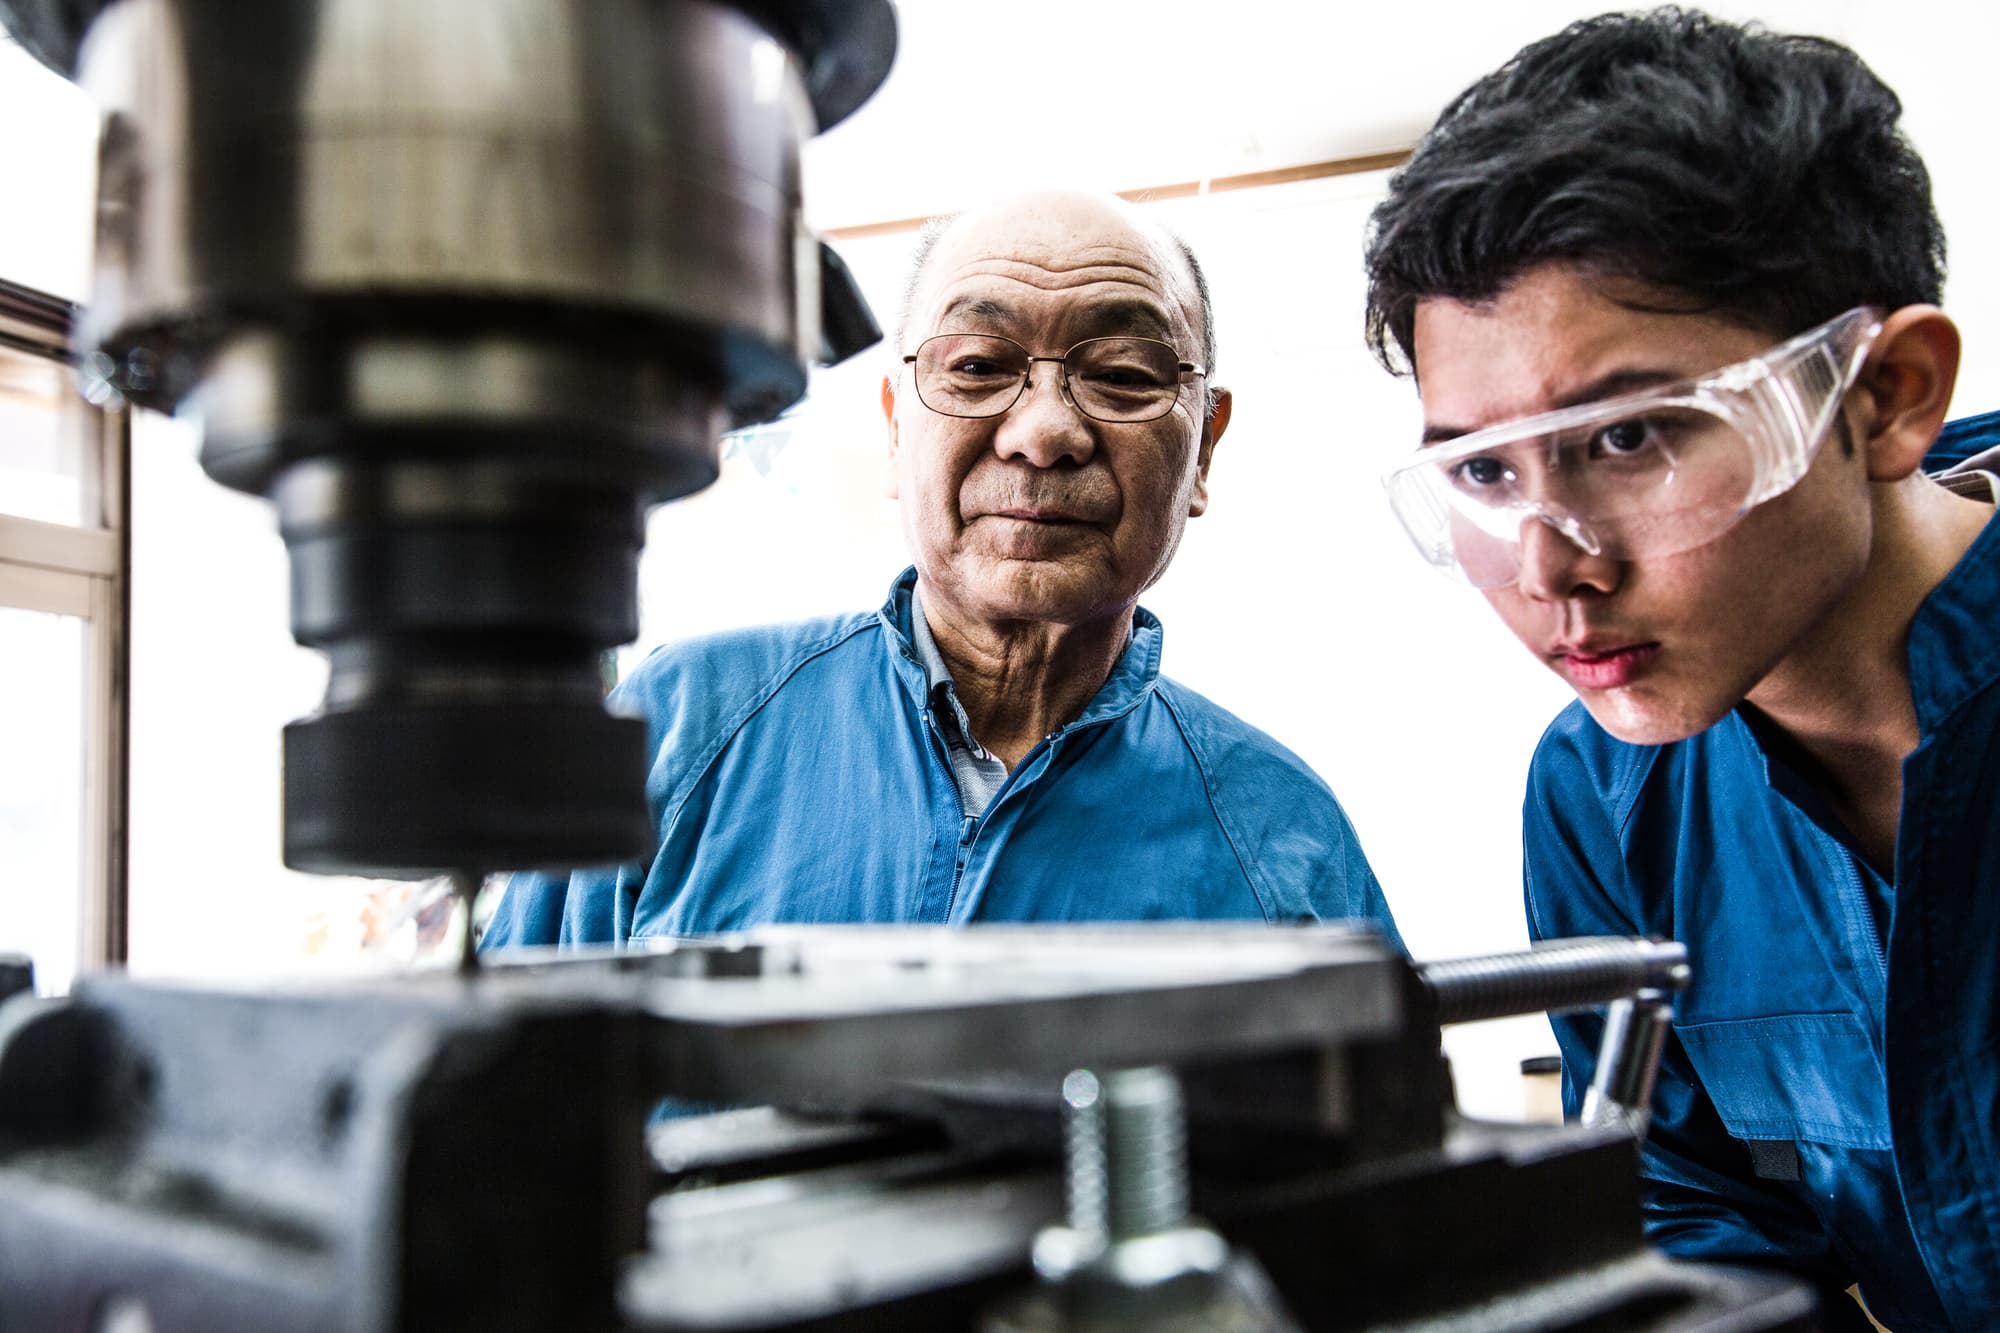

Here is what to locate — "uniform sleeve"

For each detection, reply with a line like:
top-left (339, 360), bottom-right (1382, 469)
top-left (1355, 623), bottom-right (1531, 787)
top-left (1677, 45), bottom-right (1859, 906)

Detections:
top-left (1521, 727), bottom-right (1864, 1314)
top-left (1323, 853), bottom-right (1406, 955)
top-left (1283, 780), bottom-right (1405, 953)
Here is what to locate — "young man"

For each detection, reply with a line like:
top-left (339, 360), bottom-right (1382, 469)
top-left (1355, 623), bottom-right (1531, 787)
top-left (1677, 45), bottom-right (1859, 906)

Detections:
top-left (1365, 10), bottom-right (1998, 1329)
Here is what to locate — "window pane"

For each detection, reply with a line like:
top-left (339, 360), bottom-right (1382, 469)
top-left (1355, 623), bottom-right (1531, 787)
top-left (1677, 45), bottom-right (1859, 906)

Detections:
top-left (0, 344), bottom-right (94, 527)
top-left (0, 605), bottom-right (84, 995)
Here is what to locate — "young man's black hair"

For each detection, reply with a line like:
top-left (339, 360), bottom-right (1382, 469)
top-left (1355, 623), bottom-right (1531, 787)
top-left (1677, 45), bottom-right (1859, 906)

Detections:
top-left (1362, 6), bottom-right (1945, 371)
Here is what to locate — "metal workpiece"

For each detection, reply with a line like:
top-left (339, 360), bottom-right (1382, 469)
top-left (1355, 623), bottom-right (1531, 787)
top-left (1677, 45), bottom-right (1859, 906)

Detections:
top-left (17, 0), bottom-right (896, 878)
top-left (1417, 936), bottom-right (1690, 1025)
top-left (619, 924), bottom-right (1410, 1104)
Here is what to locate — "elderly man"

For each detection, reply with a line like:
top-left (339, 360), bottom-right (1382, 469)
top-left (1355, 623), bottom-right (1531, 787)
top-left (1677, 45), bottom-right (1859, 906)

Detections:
top-left (1366, 10), bottom-right (1999, 1328)
top-left (484, 190), bottom-right (1398, 943)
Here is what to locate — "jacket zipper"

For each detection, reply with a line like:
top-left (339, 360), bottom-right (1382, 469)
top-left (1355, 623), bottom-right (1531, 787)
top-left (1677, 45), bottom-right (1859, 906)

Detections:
top-left (941, 730), bottom-right (1062, 921)
top-left (1838, 852), bottom-right (1888, 975)
top-left (919, 707), bottom-right (968, 920)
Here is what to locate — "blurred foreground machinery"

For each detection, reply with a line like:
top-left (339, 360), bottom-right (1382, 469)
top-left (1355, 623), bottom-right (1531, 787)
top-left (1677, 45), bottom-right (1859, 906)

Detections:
top-left (0, 929), bottom-right (1817, 1331)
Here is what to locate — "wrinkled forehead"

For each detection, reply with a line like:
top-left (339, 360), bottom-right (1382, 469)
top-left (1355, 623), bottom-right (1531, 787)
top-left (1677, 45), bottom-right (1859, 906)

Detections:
top-left (910, 200), bottom-right (1201, 350)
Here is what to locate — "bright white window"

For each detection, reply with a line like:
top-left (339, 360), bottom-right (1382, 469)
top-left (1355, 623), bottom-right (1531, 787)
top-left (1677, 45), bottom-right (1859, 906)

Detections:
top-left (0, 294), bottom-right (127, 997)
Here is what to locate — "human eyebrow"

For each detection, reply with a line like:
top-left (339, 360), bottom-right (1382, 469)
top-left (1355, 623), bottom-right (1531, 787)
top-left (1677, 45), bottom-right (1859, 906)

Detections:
top-left (1420, 368), bottom-right (1692, 446)
top-left (935, 295), bottom-right (1016, 329)
top-left (1547, 367), bottom-right (1686, 411)
top-left (1073, 298), bottom-right (1175, 343)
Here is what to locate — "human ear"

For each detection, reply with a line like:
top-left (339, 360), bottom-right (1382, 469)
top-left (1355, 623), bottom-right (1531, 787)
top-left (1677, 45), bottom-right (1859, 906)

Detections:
top-left (1187, 388), bottom-right (1232, 517)
top-left (880, 373), bottom-right (901, 499)
top-left (1854, 306), bottom-right (1960, 482)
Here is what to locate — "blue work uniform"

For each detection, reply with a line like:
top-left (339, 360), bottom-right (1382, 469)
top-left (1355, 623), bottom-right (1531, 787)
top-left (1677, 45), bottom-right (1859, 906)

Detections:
top-left (1525, 414), bottom-right (2000, 1330)
top-left (484, 568), bottom-right (1400, 947)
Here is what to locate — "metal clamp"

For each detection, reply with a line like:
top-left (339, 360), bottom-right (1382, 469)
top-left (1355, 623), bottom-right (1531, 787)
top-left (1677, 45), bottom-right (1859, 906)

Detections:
top-left (1418, 936), bottom-right (1692, 1141)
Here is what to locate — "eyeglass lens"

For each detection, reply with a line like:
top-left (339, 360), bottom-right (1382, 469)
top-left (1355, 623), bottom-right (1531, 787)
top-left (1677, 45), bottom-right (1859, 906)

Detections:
top-left (912, 334), bottom-right (1186, 422)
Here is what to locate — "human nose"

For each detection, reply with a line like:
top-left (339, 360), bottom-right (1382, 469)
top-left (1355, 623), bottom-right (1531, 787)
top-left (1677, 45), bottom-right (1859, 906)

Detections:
top-left (1513, 513), bottom-right (1620, 600)
top-left (992, 359), bottom-right (1096, 468)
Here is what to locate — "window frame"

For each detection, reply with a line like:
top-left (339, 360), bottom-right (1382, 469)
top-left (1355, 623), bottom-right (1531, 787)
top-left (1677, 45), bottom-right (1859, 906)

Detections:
top-left (0, 274), bottom-right (130, 978)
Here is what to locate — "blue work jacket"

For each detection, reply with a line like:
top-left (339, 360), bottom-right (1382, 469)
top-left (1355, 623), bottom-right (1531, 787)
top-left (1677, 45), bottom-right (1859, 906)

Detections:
top-left (1525, 415), bottom-right (2000, 1330)
top-left (484, 569), bottom-right (1400, 946)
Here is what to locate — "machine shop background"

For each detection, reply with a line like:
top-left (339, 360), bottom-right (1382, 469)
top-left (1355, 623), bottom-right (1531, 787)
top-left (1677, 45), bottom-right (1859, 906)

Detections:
top-left (2, 0), bottom-right (1994, 1121)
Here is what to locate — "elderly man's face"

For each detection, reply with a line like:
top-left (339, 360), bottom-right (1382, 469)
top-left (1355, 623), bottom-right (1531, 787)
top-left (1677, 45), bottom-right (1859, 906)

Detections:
top-left (882, 194), bottom-right (1226, 632)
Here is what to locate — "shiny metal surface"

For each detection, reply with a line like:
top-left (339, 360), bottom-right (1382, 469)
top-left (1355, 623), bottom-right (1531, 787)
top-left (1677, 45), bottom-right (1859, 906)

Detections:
top-left (1, 0), bottom-right (895, 129)
top-left (39, 0), bottom-right (894, 876)
top-left (79, 0), bottom-right (820, 430)
top-left (195, 331), bottom-right (729, 496)
top-left (1581, 993), bottom-right (1676, 1137)
top-left (1418, 937), bottom-right (1690, 1025)
top-left (476, 925), bottom-right (1408, 1103)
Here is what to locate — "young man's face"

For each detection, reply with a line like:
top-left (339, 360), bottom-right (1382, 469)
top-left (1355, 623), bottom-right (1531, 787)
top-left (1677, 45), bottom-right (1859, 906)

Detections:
top-left (1410, 264), bottom-right (1875, 745)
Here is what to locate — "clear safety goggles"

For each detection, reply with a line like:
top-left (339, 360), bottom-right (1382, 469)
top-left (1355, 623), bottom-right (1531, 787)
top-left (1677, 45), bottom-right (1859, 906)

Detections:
top-left (1382, 307), bottom-right (1884, 590)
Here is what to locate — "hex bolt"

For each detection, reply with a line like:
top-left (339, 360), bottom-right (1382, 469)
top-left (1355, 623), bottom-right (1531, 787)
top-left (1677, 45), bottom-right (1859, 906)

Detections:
top-left (993, 1066), bottom-right (1299, 1331)
top-left (1037, 1065), bottom-right (1216, 1285)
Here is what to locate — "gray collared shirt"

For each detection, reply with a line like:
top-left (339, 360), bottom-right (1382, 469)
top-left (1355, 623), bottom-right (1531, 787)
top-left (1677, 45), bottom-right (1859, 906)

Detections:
top-left (909, 586), bottom-right (1010, 815)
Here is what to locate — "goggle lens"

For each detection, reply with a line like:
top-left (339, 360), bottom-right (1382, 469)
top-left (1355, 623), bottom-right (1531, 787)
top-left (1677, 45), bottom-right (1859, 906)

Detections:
top-left (1420, 405), bottom-right (1759, 588)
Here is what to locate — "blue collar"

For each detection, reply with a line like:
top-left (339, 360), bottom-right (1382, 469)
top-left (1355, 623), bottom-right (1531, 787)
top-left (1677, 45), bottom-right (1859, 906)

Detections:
top-left (1906, 505), bottom-right (2000, 734)
top-left (876, 567), bottom-right (1163, 731)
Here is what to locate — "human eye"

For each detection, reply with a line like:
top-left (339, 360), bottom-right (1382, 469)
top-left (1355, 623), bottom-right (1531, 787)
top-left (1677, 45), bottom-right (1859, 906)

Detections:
top-left (1086, 362), bottom-right (1172, 389)
top-left (1448, 453), bottom-right (1516, 491)
top-left (947, 353), bottom-right (1015, 380)
top-left (1587, 417), bottom-right (1668, 459)
top-left (930, 336), bottom-right (1024, 386)
top-left (1074, 342), bottom-right (1176, 391)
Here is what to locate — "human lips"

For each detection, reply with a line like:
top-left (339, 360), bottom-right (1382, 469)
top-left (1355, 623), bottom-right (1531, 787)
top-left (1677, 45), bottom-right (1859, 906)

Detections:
top-left (1552, 640), bottom-right (1661, 690)
top-left (983, 506), bottom-right (1096, 524)
top-left (969, 486), bottom-right (1117, 526)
